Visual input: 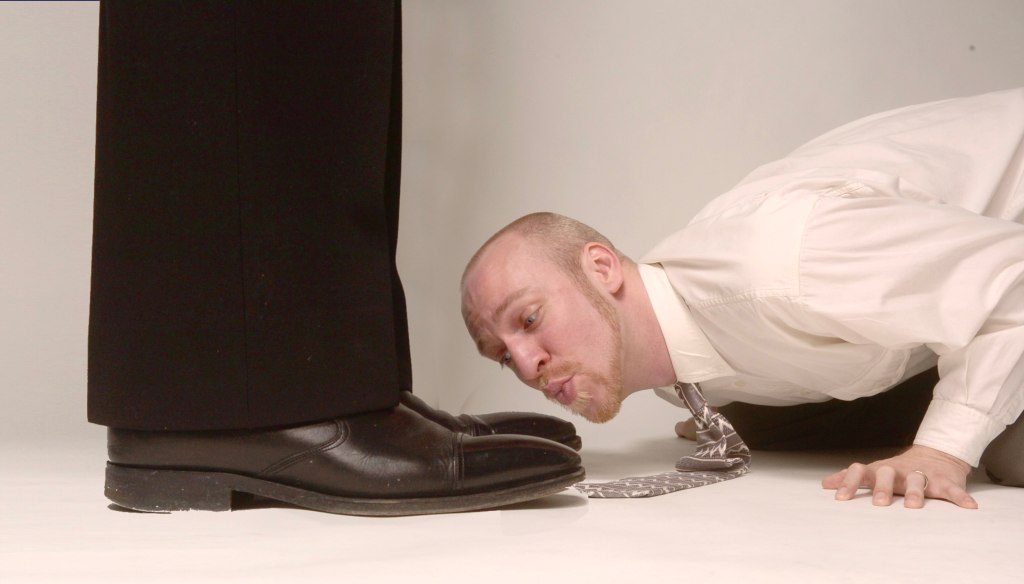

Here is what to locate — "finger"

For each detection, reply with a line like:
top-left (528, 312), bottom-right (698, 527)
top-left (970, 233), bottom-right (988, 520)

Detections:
top-left (937, 484), bottom-right (979, 510)
top-left (903, 470), bottom-right (928, 509)
top-left (821, 468), bottom-right (847, 489)
top-left (872, 466), bottom-right (896, 507)
top-left (836, 463), bottom-right (868, 501)
top-left (674, 419), bottom-right (696, 440)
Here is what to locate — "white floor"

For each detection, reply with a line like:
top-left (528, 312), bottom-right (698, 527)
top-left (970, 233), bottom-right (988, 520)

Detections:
top-left (4, 410), bottom-right (1023, 584)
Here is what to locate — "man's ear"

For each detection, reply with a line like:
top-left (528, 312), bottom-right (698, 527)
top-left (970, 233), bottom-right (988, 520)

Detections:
top-left (582, 242), bottom-right (623, 294)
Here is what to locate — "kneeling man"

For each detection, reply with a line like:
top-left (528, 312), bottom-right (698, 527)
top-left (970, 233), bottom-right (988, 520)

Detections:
top-left (461, 88), bottom-right (1024, 510)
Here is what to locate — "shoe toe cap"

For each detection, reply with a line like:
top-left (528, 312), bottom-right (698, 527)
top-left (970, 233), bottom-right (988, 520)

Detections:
top-left (458, 434), bottom-right (582, 492)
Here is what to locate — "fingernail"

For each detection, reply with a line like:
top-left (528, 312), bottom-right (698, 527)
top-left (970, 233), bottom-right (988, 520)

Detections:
top-left (873, 492), bottom-right (888, 505)
top-left (836, 487), bottom-right (848, 500)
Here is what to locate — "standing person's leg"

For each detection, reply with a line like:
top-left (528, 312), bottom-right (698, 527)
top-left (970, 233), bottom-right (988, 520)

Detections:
top-left (88, 0), bottom-right (582, 516)
top-left (89, 0), bottom-right (407, 431)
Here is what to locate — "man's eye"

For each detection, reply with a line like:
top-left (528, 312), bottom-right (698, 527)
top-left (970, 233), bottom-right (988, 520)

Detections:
top-left (524, 312), bottom-right (537, 328)
top-left (499, 350), bottom-right (512, 369)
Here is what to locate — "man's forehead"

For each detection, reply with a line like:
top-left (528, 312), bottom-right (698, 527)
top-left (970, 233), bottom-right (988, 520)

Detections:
top-left (473, 231), bottom-right (531, 266)
top-left (462, 240), bottom-right (543, 327)
top-left (463, 281), bottom-right (533, 330)
top-left (463, 235), bottom-right (534, 294)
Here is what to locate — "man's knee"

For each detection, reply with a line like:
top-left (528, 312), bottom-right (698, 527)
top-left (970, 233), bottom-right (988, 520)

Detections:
top-left (983, 460), bottom-right (1024, 487)
top-left (981, 415), bottom-right (1024, 487)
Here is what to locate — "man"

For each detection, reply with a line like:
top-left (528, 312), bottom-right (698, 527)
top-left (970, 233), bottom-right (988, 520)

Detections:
top-left (88, 1), bottom-right (584, 517)
top-left (461, 88), bottom-right (1024, 509)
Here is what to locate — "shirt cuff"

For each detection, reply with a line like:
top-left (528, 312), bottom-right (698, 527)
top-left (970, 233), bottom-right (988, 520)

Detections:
top-left (913, 399), bottom-right (1008, 467)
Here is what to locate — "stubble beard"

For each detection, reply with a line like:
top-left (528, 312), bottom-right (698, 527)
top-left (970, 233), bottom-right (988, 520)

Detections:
top-left (544, 277), bottom-right (625, 423)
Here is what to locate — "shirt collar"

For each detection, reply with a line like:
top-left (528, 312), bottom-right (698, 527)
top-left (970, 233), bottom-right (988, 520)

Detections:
top-left (638, 262), bottom-right (735, 383)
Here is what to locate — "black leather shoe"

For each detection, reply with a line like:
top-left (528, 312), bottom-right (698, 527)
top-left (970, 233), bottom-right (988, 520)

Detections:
top-left (400, 392), bottom-right (583, 451)
top-left (104, 404), bottom-right (584, 516)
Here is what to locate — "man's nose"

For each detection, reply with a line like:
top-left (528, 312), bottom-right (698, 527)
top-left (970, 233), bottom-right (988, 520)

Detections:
top-left (507, 339), bottom-right (547, 386)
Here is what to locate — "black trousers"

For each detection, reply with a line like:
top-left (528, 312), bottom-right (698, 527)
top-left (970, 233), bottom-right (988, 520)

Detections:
top-left (88, 1), bottom-right (411, 431)
top-left (720, 367), bottom-right (1024, 486)
top-left (718, 368), bottom-right (937, 451)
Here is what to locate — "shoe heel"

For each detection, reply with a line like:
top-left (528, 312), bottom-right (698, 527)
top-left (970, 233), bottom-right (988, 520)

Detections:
top-left (105, 463), bottom-right (235, 512)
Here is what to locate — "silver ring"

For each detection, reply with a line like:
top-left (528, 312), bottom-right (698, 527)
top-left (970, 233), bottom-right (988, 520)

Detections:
top-left (911, 470), bottom-right (929, 491)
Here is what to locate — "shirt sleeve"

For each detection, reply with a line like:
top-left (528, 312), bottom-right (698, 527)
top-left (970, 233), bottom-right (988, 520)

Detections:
top-left (797, 185), bottom-right (1024, 466)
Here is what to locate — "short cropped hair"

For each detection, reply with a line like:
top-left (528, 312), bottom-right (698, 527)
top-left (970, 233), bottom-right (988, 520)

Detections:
top-left (462, 212), bottom-right (628, 291)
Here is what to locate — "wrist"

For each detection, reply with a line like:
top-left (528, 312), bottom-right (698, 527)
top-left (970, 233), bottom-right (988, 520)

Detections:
top-left (906, 444), bottom-right (972, 472)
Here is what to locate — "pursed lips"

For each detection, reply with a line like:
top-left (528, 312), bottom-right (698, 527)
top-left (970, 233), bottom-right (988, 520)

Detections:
top-left (543, 376), bottom-right (575, 405)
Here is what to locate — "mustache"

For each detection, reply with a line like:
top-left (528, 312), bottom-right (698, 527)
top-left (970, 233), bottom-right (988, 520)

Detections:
top-left (538, 362), bottom-right (583, 391)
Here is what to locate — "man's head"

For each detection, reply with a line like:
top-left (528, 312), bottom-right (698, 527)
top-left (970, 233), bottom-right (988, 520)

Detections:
top-left (460, 212), bottom-right (633, 423)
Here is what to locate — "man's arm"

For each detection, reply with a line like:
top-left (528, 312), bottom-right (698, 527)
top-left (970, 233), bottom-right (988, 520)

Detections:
top-left (799, 190), bottom-right (1024, 508)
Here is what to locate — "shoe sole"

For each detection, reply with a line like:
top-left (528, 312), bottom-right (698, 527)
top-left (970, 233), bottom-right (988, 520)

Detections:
top-left (562, 435), bottom-right (583, 451)
top-left (105, 463), bottom-right (585, 517)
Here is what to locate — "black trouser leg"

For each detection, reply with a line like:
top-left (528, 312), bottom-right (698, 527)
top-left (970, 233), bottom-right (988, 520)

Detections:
top-left (718, 368), bottom-right (936, 451)
top-left (980, 412), bottom-right (1024, 486)
top-left (88, 0), bottom-right (408, 431)
top-left (719, 366), bottom-right (1024, 487)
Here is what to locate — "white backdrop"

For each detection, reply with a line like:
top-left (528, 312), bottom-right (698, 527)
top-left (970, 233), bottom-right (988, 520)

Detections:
top-left (3, 1), bottom-right (1023, 445)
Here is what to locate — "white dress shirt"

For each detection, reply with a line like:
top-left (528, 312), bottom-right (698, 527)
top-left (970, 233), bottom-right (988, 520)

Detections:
top-left (641, 88), bottom-right (1024, 466)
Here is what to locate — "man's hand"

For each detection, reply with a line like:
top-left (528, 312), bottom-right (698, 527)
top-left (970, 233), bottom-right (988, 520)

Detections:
top-left (674, 418), bottom-right (697, 440)
top-left (821, 445), bottom-right (978, 509)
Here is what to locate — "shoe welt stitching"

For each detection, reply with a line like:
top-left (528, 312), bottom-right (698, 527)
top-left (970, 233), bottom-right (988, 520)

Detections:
top-left (258, 420), bottom-right (349, 477)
